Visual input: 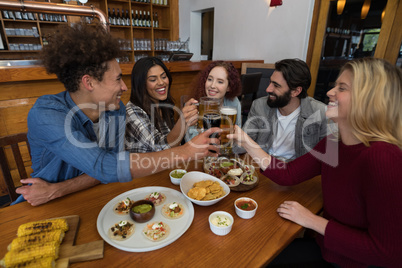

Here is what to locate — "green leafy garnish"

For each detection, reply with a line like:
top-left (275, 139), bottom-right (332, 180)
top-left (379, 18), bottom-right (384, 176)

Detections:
top-left (241, 203), bottom-right (249, 210)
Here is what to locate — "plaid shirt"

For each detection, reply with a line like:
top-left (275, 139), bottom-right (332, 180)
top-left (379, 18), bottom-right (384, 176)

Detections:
top-left (125, 101), bottom-right (171, 153)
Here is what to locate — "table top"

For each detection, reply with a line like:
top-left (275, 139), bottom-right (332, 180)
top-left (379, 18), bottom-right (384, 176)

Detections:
top-left (0, 158), bottom-right (322, 267)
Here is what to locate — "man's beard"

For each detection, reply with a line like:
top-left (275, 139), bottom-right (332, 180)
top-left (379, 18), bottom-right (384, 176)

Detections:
top-left (266, 89), bottom-right (292, 108)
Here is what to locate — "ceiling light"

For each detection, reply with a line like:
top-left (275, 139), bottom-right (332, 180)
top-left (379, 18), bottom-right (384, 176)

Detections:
top-left (361, 0), bottom-right (371, 19)
top-left (337, 0), bottom-right (346, 15)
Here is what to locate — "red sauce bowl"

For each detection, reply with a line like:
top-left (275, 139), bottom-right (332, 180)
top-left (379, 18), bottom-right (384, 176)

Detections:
top-left (234, 197), bottom-right (258, 219)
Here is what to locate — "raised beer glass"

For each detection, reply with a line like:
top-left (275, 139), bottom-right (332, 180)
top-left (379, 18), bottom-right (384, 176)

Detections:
top-left (198, 97), bottom-right (221, 131)
top-left (220, 106), bottom-right (237, 156)
top-left (203, 112), bottom-right (221, 153)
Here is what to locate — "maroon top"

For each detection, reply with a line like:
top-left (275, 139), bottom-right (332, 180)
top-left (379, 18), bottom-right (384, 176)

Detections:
top-left (262, 136), bottom-right (402, 267)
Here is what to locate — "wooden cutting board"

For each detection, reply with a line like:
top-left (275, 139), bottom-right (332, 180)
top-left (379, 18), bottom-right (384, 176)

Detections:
top-left (55, 215), bottom-right (104, 268)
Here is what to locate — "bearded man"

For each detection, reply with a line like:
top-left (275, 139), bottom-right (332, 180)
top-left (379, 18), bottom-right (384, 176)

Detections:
top-left (240, 59), bottom-right (328, 162)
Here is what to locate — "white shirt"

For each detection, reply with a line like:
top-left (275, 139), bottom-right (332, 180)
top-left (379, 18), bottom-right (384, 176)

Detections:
top-left (269, 106), bottom-right (301, 161)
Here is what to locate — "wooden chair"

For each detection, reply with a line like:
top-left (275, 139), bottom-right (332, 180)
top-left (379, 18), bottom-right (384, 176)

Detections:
top-left (0, 133), bottom-right (30, 206)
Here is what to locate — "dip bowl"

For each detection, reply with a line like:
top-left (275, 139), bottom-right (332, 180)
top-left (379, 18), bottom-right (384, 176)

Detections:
top-left (169, 169), bottom-right (187, 185)
top-left (129, 200), bottom-right (155, 223)
top-left (234, 197), bottom-right (258, 219)
top-left (208, 211), bottom-right (234, 236)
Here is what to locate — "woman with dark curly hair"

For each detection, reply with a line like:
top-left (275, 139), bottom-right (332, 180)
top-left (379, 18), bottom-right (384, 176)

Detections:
top-left (187, 61), bottom-right (242, 140)
top-left (125, 57), bottom-right (198, 153)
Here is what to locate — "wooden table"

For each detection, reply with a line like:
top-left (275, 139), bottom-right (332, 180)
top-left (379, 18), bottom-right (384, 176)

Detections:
top-left (0, 159), bottom-right (322, 267)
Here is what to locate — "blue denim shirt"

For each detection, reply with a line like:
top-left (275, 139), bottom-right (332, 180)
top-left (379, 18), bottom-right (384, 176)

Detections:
top-left (13, 91), bottom-right (131, 204)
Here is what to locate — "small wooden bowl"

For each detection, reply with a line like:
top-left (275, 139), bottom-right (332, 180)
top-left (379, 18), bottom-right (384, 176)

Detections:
top-left (129, 200), bottom-right (155, 223)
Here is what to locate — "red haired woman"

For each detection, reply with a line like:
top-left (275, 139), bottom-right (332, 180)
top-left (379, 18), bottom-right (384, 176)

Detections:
top-left (187, 61), bottom-right (242, 140)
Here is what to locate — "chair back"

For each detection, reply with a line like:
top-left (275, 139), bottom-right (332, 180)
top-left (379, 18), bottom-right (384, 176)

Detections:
top-left (241, 63), bottom-right (275, 99)
top-left (0, 133), bottom-right (30, 205)
top-left (239, 72), bottom-right (262, 113)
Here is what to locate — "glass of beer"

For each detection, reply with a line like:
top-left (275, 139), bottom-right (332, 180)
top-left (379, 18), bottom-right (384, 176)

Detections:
top-left (220, 106), bottom-right (237, 156)
top-left (198, 97), bottom-right (222, 131)
top-left (203, 112), bottom-right (221, 153)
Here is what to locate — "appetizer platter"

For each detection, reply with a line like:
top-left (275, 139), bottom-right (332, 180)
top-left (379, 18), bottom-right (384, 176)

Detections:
top-left (204, 157), bottom-right (259, 192)
top-left (97, 186), bottom-right (194, 252)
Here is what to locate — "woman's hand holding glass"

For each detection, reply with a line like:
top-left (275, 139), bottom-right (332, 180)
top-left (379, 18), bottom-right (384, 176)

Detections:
top-left (182, 98), bottom-right (199, 127)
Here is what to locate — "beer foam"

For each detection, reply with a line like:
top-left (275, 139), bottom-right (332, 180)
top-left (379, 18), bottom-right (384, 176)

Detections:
top-left (220, 107), bottom-right (237, 115)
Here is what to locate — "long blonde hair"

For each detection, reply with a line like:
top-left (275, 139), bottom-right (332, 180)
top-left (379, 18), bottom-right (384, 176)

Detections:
top-left (341, 58), bottom-right (402, 149)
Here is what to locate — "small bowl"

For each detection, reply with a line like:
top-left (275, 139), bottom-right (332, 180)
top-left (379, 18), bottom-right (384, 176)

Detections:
top-left (234, 197), bottom-right (258, 219)
top-left (129, 200), bottom-right (155, 223)
top-left (180, 171), bottom-right (230, 206)
top-left (169, 169), bottom-right (187, 185)
top-left (209, 211), bottom-right (234, 236)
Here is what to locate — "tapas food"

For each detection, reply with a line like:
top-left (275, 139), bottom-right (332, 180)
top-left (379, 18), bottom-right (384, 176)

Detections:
top-left (161, 202), bottom-right (185, 219)
top-left (108, 220), bottom-right (135, 241)
top-left (145, 192), bottom-right (166, 206)
top-left (113, 197), bottom-right (135, 215)
top-left (143, 222), bottom-right (170, 242)
top-left (240, 171), bottom-right (258, 185)
top-left (221, 174), bottom-right (241, 187)
top-left (187, 180), bottom-right (225, 201)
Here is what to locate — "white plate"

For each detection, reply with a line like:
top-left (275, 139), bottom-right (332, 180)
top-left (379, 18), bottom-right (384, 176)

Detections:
top-left (97, 186), bottom-right (194, 252)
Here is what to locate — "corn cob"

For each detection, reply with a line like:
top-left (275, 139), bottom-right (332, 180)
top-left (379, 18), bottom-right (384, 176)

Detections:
top-left (3, 257), bottom-right (55, 268)
top-left (1, 241), bottom-right (59, 267)
top-left (17, 219), bottom-right (68, 237)
top-left (8, 229), bottom-right (65, 251)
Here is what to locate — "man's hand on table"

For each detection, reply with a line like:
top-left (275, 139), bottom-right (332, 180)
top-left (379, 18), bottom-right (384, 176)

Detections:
top-left (16, 174), bottom-right (100, 206)
top-left (16, 178), bottom-right (59, 206)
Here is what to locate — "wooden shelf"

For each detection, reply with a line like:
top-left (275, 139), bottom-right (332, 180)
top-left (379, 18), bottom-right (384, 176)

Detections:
top-left (0, 0), bottom-right (179, 62)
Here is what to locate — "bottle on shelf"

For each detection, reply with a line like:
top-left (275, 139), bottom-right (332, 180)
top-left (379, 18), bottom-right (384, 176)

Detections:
top-left (108, 8), bottom-right (112, 25)
top-left (143, 11), bottom-right (148, 27)
top-left (146, 11), bottom-right (151, 27)
top-left (134, 10), bottom-right (139, 27)
top-left (138, 10), bottom-right (143, 27)
top-left (111, 8), bottom-right (116, 25)
top-left (125, 10), bottom-right (130, 26)
top-left (154, 12), bottom-right (159, 28)
top-left (116, 8), bottom-right (121, 25)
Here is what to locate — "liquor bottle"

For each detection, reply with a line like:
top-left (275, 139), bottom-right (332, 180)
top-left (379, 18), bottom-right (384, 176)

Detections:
top-left (121, 9), bottom-right (126, 26)
top-left (117, 8), bottom-right (121, 25)
top-left (143, 11), bottom-right (147, 27)
top-left (154, 12), bottom-right (159, 28)
top-left (138, 10), bottom-right (143, 27)
top-left (134, 9), bottom-right (140, 27)
top-left (108, 8), bottom-right (112, 25)
top-left (146, 11), bottom-right (151, 27)
top-left (126, 10), bottom-right (130, 26)
top-left (112, 8), bottom-right (116, 25)
top-left (131, 9), bottom-right (135, 26)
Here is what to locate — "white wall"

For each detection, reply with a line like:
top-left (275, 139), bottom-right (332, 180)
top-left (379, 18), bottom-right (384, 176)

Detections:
top-left (179, 0), bottom-right (315, 63)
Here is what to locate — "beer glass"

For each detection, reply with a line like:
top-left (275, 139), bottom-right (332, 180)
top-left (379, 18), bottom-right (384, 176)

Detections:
top-left (220, 106), bottom-right (237, 156)
top-left (203, 112), bottom-right (221, 153)
top-left (198, 97), bottom-right (222, 130)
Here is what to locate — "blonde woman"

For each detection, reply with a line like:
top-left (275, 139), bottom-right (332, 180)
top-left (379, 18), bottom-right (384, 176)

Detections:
top-left (229, 58), bottom-right (402, 267)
